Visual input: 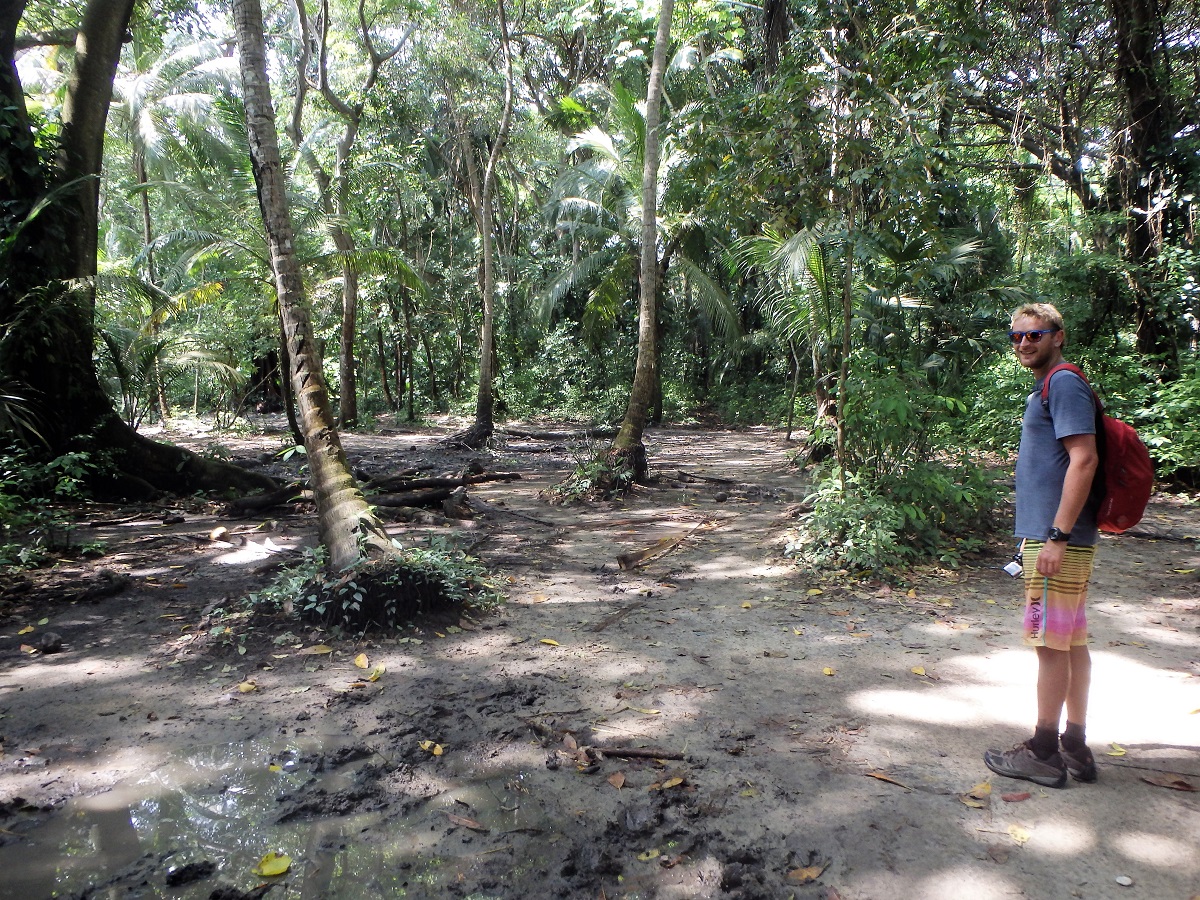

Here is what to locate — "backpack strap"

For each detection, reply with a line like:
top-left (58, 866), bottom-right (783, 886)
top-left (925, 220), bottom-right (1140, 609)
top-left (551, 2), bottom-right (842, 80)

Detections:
top-left (1040, 362), bottom-right (1103, 411)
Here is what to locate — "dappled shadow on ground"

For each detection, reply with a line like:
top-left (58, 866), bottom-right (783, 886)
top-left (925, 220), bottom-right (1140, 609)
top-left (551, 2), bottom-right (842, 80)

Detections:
top-left (0, 425), bottom-right (1197, 899)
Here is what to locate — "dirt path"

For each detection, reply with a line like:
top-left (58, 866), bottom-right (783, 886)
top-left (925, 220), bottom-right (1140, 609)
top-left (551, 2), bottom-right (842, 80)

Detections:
top-left (0, 426), bottom-right (1197, 899)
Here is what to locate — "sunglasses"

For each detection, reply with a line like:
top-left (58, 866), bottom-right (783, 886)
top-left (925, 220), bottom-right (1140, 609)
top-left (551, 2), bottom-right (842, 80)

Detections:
top-left (1008, 328), bottom-right (1059, 345)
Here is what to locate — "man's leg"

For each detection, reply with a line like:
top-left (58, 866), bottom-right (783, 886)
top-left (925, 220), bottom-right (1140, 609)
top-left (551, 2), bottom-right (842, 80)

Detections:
top-left (1035, 645), bottom-right (1070, 731)
top-left (1060, 644), bottom-right (1097, 782)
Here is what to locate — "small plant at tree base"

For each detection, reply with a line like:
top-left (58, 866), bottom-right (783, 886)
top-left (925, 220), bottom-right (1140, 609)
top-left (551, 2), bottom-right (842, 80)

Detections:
top-left (544, 443), bottom-right (636, 504)
top-left (247, 541), bottom-right (502, 631)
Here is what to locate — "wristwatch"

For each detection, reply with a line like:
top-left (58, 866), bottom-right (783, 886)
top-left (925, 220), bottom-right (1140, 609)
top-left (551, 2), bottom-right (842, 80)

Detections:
top-left (1047, 526), bottom-right (1071, 543)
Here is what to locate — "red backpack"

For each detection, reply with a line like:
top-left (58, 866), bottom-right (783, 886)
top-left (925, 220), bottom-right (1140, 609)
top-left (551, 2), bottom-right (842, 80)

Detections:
top-left (1042, 363), bottom-right (1154, 534)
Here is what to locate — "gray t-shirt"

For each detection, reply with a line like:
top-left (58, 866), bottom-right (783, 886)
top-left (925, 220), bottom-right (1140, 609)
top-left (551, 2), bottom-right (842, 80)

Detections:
top-left (1014, 367), bottom-right (1099, 546)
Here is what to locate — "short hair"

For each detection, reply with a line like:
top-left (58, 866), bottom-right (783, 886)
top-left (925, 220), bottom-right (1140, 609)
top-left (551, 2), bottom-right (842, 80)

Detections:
top-left (1010, 302), bottom-right (1064, 331)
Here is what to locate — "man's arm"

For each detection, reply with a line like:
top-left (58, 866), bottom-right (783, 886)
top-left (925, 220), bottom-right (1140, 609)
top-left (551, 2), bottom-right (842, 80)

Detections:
top-left (1036, 432), bottom-right (1099, 576)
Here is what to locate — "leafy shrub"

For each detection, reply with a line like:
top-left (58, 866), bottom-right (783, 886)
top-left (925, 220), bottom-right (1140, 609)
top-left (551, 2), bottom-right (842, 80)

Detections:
top-left (1140, 359), bottom-right (1200, 483)
top-left (0, 447), bottom-right (103, 568)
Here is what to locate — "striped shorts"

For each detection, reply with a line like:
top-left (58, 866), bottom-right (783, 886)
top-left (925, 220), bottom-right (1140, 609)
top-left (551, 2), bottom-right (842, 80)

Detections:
top-left (1021, 541), bottom-right (1097, 651)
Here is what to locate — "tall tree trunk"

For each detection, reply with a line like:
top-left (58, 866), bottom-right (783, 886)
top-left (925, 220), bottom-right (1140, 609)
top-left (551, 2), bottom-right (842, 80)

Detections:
top-left (611, 0), bottom-right (674, 481)
top-left (0, 0), bottom-right (273, 497)
top-left (450, 0), bottom-right (515, 449)
top-left (1110, 0), bottom-right (1180, 373)
top-left (232, 0), bottom-right (389, 570)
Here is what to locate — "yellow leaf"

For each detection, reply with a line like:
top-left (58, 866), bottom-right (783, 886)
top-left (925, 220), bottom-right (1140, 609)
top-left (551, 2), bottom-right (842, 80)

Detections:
top-left (1172, 568), bottom-right (1194, 574)
top-left (959, 795), bottom-right (987, 809)
top-left (792, 628), bottom-right (803, 635)
top-left (540, 638), bottom-right (560, 646)
top-left (739, 787), bottom-right (759, 797)
top-left (1106, 742), bottom-right (1127, 757)
top-left (907, 588), bottom-right (918, 598)
top-left (823, 667), bottom-right (835, 676)
top-left (268, 764), bottom-right (282, 773)
top-left (910, 666), bottom-right (926, 676)
top-left (741, 602), bottom-right (753, 609)
top-left (967, 781), bottom-right (992, 798)
top-left (785, 861), bottom-right (827, 884)
top-left (419, 740), bottom-right (445, 756)
top-left (806, 588), bottom-right (823, 595)
top-left (367, 665), bottom-right (386, 682)
top-left (237, 681), bottom-right (257, 693)
top-left (354, 653), bottom-right (369, 669)
top-left (17, 626), bottom-right (33, 635)
top-left (251, 852), bottom-right (291, 877)
top-left (1007, 824), bottom-right (1031, 845)
top-left (630, 706), bottom-right (661, 715)
top-left (637, 849), bottom-right (661, 861)
top-left (20, 644), bottom-right (36, 654)
top-left (660, 777), bottom-right (684, 789)
top-left (298, 644), bottom-right (334, 655)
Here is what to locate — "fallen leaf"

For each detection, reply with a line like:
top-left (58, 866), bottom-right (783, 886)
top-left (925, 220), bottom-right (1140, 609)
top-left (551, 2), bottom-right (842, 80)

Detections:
top-left (785, 861), bottom-right (828, 885)
top-left (268, 764), bottom-right (282, 773)
top-left (354, 653), bottom-right (369, 669)
top-left (251, 852), bottom-right (291, 877)
top-left (237, 681), bottom-right (257, 693)
top-left (866, 771), bottom-right (911, 790)
top-left (637, 849), bottom-right (661, 861)
top-left (367, 664), bottom-right (385, 682)
top-left (1107, 742), bottom-right (1127, 757)
top-left (1140, 773), bottom-right (1196, 791)
top-left (792, 628), bottom-right (804, 635)
top-left (17, 626), bottom-right (33, 635)
top-left (37, 618), bottom-right (48, 625)
top-left (960, 781), bottom-right (992, 808)
top-left (1001, 792), bottom-right (1031, 803)
top-left (806, 588), bottom-right (823, 596)
top-left (1172, 568), bottom-right (1194, 574)
top-left (741, 602), bottom-right (753, 609)
top-left (540, 638), bottom-right (560, 646)
top-left (660, 777), bottom-right (684, 789)
top-left (563, 733), bottom-right (578, 750)
top-left (447, 812), bottom-right (488, 832)
top-left (910, 666), bottom-right (926, 676)
top-left (297, 644), bottom-right (334, 655)
top-left (1007, 824), bottom-right (1031, 845)
top-left (418, 740), bottom-right (445, 756)
top-left (607, 772), bottom-right (626, 790)
top-left (19, 644), bottom-right (36, 654)
top-left (822, 667), bottom-right (835, 676)
top-left (629, 706), bottom-right (660, 715)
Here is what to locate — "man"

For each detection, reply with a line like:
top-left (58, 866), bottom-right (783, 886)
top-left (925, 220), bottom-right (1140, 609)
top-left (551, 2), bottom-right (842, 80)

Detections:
top-left (984, 303), bottom-right (1101, 788)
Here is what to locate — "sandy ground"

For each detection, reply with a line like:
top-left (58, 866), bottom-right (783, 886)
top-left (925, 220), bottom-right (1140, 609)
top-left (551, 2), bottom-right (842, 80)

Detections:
top-left (0, 424), bottom-right (1197, 900)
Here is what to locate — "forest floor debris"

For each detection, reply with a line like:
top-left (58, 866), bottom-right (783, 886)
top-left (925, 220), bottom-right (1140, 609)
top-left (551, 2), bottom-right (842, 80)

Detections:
top-left (0, 423), bottom-right (1197, 899)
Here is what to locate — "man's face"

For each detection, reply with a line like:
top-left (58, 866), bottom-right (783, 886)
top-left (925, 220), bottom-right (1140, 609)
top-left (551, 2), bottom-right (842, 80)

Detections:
top-left (1011, 314), bottom-right (1063, 371)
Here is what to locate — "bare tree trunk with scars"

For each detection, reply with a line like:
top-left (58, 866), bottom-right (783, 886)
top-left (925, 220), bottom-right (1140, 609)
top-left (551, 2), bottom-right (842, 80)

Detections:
top-left (232, 0), bottom-right (391, 571)
top-left (609, 0), bottom-right (674, 483)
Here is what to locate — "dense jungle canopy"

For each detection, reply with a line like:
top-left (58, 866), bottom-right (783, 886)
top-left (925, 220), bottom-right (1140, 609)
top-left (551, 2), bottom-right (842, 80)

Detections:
top-left (1, 0), bottom-right (1198, 574)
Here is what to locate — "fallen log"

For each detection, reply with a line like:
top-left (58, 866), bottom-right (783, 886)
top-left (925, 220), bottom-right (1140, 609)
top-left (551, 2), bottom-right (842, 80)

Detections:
top-left (675, 469), bottom-right (736, 485)
top-left (594, 746), bottom-right (685, 761)
top-left (222, 481), bottom-right (305, 514)
top-left (367, 471), bottom-right (522, 493)
top-left (499, 425), bottom-right (617, 441)
top-left (372, 486), bottom-right (453, 508)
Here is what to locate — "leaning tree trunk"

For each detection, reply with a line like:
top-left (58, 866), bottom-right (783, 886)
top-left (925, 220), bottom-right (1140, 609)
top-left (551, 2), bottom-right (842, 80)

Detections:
top-left (610, 0), bottom-right (674, 482)
top-left (232, 0), bottom-right (390, 570)
top-left (0, 0), bottom-right (274, 498)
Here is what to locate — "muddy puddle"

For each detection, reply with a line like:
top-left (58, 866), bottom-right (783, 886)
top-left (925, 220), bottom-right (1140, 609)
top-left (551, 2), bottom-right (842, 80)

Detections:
top-left (0, 733), bottom-right (551, 899)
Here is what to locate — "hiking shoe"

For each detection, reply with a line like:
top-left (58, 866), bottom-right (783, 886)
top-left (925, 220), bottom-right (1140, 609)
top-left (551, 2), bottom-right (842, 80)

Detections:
top-left (1059, 742), bottom-right (1098, 783)
top-left (983, 741), bottom-right (1068, 788)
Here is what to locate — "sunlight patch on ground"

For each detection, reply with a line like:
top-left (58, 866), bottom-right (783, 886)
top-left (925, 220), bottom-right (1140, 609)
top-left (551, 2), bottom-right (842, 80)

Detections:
top-left (848, 649), bottom-right (1199, 744)
top-left (213, 537), bottom-right (299, 566)
top-left (1012, 815), bottom-right (1095, 855)
top-left (855, 866), bottom-right (1019, 899)
top-left (1110, 830), bottom-right (1200, 871)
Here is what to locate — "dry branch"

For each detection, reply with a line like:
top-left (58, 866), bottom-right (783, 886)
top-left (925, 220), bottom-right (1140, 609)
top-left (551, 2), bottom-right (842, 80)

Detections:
top-left (499, 426), bottom-right (617, 441)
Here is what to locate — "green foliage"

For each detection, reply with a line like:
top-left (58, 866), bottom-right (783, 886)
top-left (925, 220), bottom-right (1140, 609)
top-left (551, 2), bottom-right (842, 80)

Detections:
top-left (0, 447), bottom-right (103, 568)
top-left (1140, 360), bottom-right (1200, 483)
top-left (788, 460), bottom-right (996, 573)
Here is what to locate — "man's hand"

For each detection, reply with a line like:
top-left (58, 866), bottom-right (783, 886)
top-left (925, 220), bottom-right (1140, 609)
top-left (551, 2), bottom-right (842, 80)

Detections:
top-left (1036, 540), bottom-right (1067, 577)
